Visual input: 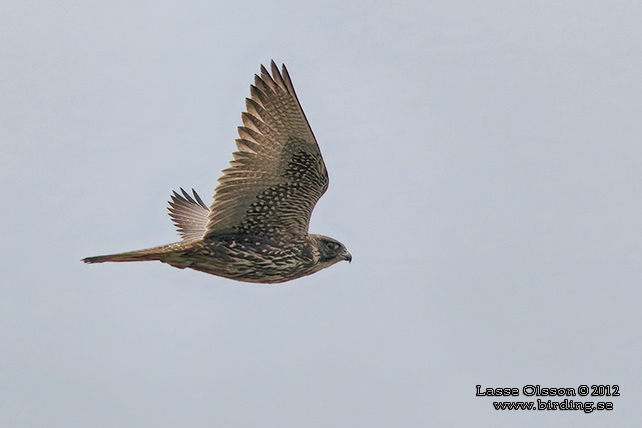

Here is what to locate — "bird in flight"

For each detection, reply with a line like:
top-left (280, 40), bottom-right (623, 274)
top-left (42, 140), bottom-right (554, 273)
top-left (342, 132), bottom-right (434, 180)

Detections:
top-left (83, 61), bottom-right (351, 283)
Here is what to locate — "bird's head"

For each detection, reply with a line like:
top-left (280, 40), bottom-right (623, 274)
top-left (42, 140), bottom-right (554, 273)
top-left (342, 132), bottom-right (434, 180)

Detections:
top-left (310, 234), bottom-right (352, 267)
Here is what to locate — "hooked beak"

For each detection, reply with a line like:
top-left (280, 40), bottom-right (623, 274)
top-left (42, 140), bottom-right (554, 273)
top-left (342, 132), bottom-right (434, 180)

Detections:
top-left (342, 251), bottom-right (352, 263)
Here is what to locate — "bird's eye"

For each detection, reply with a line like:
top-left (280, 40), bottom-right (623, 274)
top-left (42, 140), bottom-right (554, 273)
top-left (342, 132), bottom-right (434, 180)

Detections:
top-left (325, 241), bottom-right (340, 251)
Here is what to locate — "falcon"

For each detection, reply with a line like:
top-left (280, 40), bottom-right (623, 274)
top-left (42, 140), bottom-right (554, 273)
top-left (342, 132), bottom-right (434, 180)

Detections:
top-left (83, 61), bottom-right (351, 283)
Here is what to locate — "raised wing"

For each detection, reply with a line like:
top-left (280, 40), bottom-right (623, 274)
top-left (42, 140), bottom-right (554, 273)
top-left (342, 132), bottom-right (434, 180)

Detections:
top-left (168, 188), bottom-right (210, 240)
top-left (205, 61), bottom-right (329, 238)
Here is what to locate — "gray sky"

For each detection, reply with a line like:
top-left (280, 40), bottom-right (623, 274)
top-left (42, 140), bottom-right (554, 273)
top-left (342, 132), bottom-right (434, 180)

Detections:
top-left (2, 1), bottom-right (641, 426)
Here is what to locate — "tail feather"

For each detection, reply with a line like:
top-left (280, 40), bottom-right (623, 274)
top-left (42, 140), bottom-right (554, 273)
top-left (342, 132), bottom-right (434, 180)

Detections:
top-left (83, 252), bottom-right (158, 264)
top-left (82, 246), bottom-right (176, 264)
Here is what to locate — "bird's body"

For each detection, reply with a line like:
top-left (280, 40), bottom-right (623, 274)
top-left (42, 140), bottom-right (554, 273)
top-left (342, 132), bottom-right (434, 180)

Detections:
top-left (87, 231), bottom-right (342, 283)
top-left (83, 61), bottom-right (351, 283)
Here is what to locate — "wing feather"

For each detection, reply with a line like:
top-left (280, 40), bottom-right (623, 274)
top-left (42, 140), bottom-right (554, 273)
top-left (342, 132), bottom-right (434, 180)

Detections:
top-left (205, 61), bottom-right (328, 237)
top-left (168, 188), bottom-right (210, 240)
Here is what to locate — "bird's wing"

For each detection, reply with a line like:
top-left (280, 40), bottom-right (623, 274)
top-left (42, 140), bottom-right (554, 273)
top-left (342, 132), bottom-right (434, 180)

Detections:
top-left (168, 188), bottom-right (210, 240)
top-left (205, 61), bottom-right (328, 238)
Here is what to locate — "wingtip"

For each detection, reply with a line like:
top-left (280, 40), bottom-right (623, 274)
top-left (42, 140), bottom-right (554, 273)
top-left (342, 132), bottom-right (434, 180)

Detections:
top-left (270, 60), bottom-right (279, 77)
top-left (259, 63), bottom-right (270, 79)
top-left (268, 59), bottom-right (286, 69)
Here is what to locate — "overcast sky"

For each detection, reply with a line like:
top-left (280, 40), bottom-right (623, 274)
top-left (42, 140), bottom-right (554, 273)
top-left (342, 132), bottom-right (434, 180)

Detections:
top-left (2, 1), bottom-right (641, 426)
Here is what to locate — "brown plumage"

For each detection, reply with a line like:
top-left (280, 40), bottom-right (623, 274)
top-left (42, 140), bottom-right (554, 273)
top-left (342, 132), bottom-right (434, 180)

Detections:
top-left (83, 61), bottom-right (351, 283)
